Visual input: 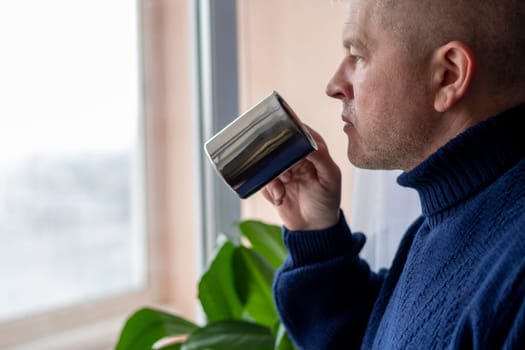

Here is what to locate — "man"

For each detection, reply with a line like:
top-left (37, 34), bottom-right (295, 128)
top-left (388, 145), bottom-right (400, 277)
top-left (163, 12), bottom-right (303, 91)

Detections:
top-left (262, 0), bottom-right (525, 348)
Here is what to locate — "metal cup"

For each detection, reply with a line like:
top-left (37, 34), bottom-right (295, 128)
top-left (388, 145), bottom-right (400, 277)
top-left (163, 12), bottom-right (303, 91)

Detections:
top-left (204, 91), bottom-right (318, 199)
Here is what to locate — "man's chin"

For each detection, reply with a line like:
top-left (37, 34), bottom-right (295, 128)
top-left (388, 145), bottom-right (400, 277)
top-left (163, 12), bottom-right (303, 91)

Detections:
top-left (348, 151), bottom-right (400, 171)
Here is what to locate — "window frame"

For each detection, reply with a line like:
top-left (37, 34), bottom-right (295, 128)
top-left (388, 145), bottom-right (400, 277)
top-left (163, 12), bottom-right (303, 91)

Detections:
top-left (193, 0), bottom-right (241, 270)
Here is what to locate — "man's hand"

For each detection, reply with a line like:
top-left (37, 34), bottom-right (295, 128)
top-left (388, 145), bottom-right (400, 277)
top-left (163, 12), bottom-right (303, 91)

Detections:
top-left (262, 126), bottom-right (342, 231)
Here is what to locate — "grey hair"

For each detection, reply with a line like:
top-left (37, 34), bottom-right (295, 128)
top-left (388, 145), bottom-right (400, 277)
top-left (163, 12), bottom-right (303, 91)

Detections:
top-left (373, 0), bottom-right (525, 89)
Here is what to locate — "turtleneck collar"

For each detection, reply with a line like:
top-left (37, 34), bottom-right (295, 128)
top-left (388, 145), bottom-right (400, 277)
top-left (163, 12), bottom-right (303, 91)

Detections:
top-left (397, 104), bottom-right (525, 218)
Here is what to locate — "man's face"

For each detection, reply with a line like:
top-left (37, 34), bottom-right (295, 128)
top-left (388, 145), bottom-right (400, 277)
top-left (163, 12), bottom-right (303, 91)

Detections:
top-left (326, 0), bottom-right (436, 170)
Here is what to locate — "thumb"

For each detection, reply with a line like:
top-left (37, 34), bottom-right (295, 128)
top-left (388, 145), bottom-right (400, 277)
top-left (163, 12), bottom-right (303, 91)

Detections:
top-left (303, 125), bottom-right (341, 182)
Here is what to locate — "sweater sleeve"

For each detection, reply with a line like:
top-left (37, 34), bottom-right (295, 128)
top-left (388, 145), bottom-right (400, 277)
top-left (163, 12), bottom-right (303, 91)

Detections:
top-left (272, 211), bottom-right (387, 350)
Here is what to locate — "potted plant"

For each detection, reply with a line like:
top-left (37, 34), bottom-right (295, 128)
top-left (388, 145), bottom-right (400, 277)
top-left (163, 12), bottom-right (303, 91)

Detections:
top-left (115, 220), bottom-right (297, 350)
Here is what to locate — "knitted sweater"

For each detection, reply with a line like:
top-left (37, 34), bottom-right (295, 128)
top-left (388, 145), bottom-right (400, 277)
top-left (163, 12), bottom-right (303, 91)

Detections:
top-left (273, 104), bottom-right (525, 349)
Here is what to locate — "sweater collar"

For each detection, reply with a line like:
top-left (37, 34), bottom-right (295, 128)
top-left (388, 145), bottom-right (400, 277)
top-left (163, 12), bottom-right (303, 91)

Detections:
top-left (397, 103), bottom-right (525, 217)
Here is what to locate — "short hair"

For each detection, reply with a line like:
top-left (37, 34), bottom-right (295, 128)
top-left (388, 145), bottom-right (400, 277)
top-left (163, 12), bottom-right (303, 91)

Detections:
top-left (373, 0), bottom-right (525, 90)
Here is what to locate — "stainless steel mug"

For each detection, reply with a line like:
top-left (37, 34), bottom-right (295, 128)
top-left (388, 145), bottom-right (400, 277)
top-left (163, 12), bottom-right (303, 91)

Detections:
top-left (204, 91), bottom-right (318, 199)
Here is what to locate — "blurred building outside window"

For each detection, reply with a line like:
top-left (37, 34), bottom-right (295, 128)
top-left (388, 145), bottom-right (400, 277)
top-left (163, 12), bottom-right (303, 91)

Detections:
top-left (0, 0), bottom-right (147, 347)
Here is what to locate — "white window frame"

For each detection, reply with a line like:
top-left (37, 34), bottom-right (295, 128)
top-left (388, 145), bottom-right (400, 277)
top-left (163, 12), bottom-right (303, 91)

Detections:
top-left (193, 0), bottom-right (241, 269)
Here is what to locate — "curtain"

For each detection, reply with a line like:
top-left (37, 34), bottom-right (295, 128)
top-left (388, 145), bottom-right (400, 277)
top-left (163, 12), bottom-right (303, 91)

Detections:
top-left (350, 169), bottom-right (421, 270)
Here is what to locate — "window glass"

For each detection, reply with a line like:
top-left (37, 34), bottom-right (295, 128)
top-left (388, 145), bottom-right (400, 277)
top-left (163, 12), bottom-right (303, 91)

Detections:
top-left (0, 0), bottom-right (145, 321)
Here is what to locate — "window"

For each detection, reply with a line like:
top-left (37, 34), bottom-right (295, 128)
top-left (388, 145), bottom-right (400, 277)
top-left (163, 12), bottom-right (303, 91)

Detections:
top-left (0, 0), bottom-right (250, 347)
top-left (0, 0), bottom-right (148, 347)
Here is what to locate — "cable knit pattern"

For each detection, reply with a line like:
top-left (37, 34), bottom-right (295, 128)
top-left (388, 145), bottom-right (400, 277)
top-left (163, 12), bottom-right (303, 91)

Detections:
top-left (273, 104), bottom-right (525, 349)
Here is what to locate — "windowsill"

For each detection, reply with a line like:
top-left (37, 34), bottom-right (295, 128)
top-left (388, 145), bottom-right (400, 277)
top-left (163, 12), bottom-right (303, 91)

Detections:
top-left (8, 315), bottom-right (124, 350)
top-left (5, 302), bottom-right (196, 350)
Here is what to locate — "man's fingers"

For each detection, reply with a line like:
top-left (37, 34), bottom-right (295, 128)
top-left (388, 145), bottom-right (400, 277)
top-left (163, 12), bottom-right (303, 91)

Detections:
top-left (303, 125), bottom-right (341, 182)
top-left (280, 169), bottom-right (292, 183)
top-left (262, 179), bottom-right (286, 206)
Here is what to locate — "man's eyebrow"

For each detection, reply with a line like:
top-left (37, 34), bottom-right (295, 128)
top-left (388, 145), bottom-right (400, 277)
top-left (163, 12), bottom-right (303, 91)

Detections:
top-left (343, 37), bottom-right (367, 49)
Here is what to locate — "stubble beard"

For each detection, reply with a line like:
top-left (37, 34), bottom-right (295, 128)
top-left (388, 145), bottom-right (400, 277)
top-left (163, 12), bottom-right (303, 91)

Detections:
top-left (344, 106), bottom-right (431, 171)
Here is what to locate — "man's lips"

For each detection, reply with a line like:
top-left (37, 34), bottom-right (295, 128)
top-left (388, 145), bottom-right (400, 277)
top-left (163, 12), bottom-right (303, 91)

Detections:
top-left (342, 116), bottom-right (354, 128)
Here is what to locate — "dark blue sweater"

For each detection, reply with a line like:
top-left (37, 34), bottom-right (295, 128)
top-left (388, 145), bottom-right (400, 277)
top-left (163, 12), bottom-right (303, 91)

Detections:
top-left (273, 104), bottom-right (525, 349)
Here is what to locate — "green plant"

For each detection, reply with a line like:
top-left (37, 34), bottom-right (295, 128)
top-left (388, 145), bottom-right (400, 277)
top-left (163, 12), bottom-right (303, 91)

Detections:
top-left (115, 220), bottom-right (297, 350)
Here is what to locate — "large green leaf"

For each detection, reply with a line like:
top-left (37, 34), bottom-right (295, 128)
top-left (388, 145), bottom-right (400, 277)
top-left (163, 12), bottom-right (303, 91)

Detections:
top-left (181, 320), bottom-right (274, 350)
top-left (115, 307), bottom-right (198, 350)
top-left (198, 240), bottom-right (244, 321)
top-left (238, 220), bottom-right (287, 268)
top-left (233, 247), bottom-right (277, 327)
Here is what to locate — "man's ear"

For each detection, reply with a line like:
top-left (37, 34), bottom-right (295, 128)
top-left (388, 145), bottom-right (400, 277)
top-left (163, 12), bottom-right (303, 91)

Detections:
top-left (431, 41), bottom-right (475, 112)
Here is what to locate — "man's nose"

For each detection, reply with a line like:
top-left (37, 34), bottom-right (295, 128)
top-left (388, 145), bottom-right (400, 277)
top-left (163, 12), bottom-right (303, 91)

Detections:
top-left (325, 61), bottom-right (352, 100)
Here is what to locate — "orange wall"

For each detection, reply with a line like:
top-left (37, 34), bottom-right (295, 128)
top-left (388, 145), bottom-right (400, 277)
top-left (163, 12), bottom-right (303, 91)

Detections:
top-left (237, 0), bottom-right (354, 223)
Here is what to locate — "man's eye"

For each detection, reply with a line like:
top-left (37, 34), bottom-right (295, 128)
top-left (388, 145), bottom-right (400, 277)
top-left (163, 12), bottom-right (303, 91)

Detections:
top-left (348, 53), bottom-right (362, 63)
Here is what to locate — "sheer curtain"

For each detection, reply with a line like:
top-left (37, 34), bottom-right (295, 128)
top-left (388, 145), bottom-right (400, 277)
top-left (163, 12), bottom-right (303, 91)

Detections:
top-left (350, 169), bottom-right (421, 270)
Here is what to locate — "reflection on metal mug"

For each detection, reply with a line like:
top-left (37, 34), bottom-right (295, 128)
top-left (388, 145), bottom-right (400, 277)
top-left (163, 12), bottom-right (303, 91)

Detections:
top-left (204, 91), bottom-right (318, 199)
